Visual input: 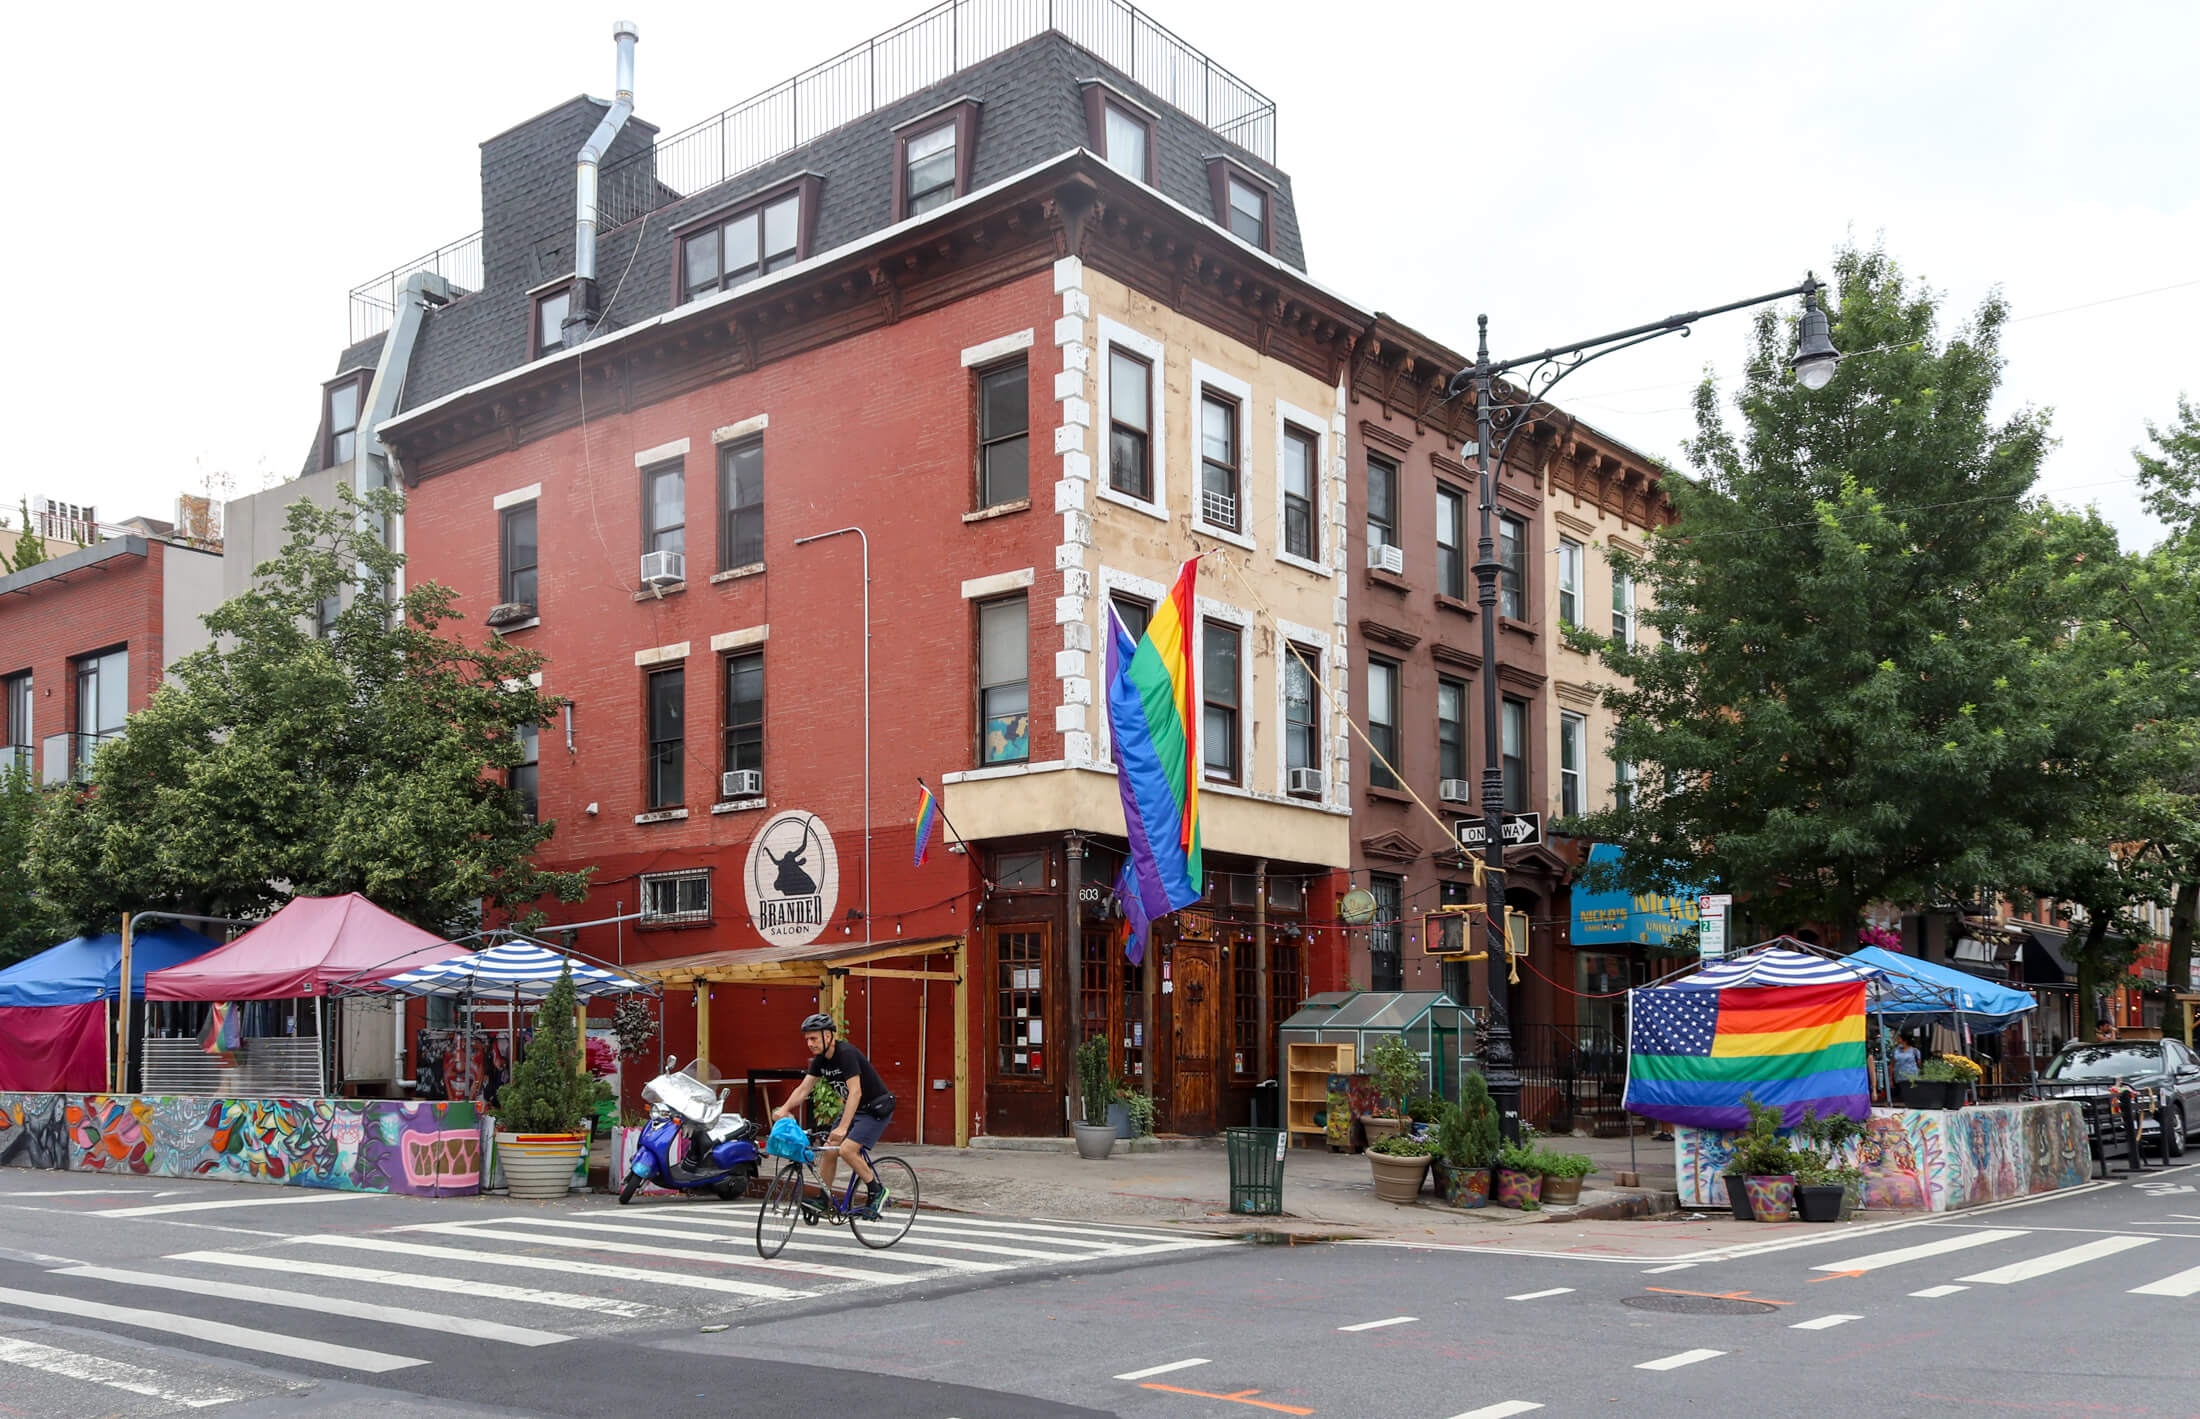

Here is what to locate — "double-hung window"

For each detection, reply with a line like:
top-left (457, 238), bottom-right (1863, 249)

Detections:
top-left (511, 724), bottom-right (539, 822)
top-left (1102, 102), bottom-right (1149, 182)
top-left (903, 122), bottom-right (958, 216)
top-left (680, 193), bottom-right (801, 302)
top-left (1498, 514), bottom-right (1527, 619)
top-left (643, 461), bottom-right (684, 558)
top-left (1107, 349), bottom-right (1153, 500)
top-left (646, 666), bottom-right (685, 810)
top-left (1560, 712), bottom-right (1587, 818)
top-left (1614, 759), bottom-right (1638, 811)
top-left (1613, 567), bottom-right (1637, 648)
top-left (1501, 698), bottom-right (1528, 813)
top-left (1436, 487), bottom-right (1465, 599)
top-left (978, 596), bottom-right (1029, 765)
top-left (1438, 678), bottom-right (1467, 785)
top-left (314, 592), bottom-right (341, 639)
top-left (1281, 425), bottom-right (1318, 562)
top-left (1284, 648), bottom-right (1320, 779)
top-left (1367, 659), bottom-right (1400, 790)
top-left (1201, 621), bottom-right (1240, 783)
top-left (1199, 393), bottom-right (1240, 532)
top-left (1367, 454), bottom-right (1398, 555)
top-left (977, 361), bottom-right (1029, 508)
top-left (323, 378), bottom-right (362, 467)
top-left (1557, 537), bottom-right (1584, 627)
top-left (722, 651), bottom-right (764, 784)
top-left (500, 502), bottom-right (538, 608)
top-left (1109, 592), bottom-right (1152, 644)
top-left (1225, 175), bottom-right (1268, 247)
top-left (718, 439), bottom-right (764, 571)
top-left (533, 286), bottom-right (570, 358)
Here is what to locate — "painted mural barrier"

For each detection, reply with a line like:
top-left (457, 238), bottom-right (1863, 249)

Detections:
top-left (0, 1092), bottom-right (481, 1196)
top-left (1677, 1100), bottom-right (2089, 1212)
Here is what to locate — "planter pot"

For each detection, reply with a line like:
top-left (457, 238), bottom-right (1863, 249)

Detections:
top-left (1072, 1121), bottom-right (1117, 1160)
top-left (1743, 1173), bottom-right (1797, 1222)
top-left (1724, 1174), bottom-right (1754, 1221)
top-left (1540, 1174), bottom-right (1584, 1207)
top-left (1431, 1158), bottom-right (1493, 1208)
top-left (1839, 1180), bottom-right (1861, 1220)
top-left (1891, 1080), bottom-right (1920, 1108)
top-left (495, 1131), bottom-right (587, 1201)
top-left (1369, 1151), bottom-right (1433, 1204)
top-left (1107, 1101), bottom-right (1134, 1140)
top-left (1795, 1183), bottom-right (1845, 1223)
top-left (1361, 1116), bottom-right (1405, 1148)
top-left (1495, 1167), bottom-right (1543, 1209)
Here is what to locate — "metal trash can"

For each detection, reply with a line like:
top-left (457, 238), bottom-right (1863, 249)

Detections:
top-left (1225, 1126), bottom-right (1286, 1215)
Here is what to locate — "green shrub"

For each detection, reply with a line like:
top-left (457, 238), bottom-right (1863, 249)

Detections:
top-left (1535, 1150), bottom-right (1594, 1179)
top-left (1076, 1036), bottom-right (1113, 1124)
top-left (1494, 1140), bottom-right (1542, 1173)
top-left (495, 963), bottom-right (593, 1133)
top-left (1365, 1034), bottom-right (1423, 1116)
top-left (1370, 1133), bottom-right (1438, 1157)
top-left (1117, 1082), bottom-right (1156, 1137)
top-left (1443, 1072), bottom-right (1503, 1169)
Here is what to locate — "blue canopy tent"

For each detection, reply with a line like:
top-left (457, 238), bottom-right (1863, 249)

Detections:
top-left (0, 926), bottom-right (221, 1091)
top-left (1846, 945), bottom-right (2035, 1025)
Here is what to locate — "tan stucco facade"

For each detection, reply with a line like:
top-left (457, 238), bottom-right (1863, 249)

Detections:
top-left (1544, 478), bottom-right (1663, 821)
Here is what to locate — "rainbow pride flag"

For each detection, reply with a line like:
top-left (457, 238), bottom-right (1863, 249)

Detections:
top-left (1104, 558), bottom-right (1203, 921)
top-left (913, 784), bottom-right (939, 866)
top-left (1623, 979), bottom-right (1869, 1129)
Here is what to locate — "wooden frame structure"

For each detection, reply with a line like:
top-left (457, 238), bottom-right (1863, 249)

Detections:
top-left (633, 935), bottom-right (970, 1147)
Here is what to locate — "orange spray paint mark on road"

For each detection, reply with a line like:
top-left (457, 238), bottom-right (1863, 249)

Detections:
top-left (1140, 1382), bottom-right (1316, 1415)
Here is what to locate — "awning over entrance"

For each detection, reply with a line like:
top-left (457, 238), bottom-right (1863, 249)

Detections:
top-left (1571, 844), bottom-right (1703, 950)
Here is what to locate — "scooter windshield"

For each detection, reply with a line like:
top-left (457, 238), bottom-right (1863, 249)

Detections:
top-left (642, 1070), bottom-right (722, 1125)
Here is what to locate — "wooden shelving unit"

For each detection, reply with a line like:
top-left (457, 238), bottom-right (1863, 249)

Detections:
top-left (1287, 1041), bottom-right (1354, 1147)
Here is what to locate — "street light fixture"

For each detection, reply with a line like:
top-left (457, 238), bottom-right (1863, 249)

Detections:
top-left (1442, 275), bottom-right (1839, 1142)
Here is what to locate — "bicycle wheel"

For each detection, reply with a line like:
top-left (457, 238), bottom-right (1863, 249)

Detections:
top-left (755, 1162), bottom-right (805, 1259)
top-left (849, 1156), bottom-right (919, 1249)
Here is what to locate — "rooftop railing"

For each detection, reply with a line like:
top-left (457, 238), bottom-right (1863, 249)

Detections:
top-left (347, 232), bottom-right (485, 345)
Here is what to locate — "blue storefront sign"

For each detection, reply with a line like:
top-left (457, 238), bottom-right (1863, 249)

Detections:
top-left (1571, 844), bottom-right (1703, 949)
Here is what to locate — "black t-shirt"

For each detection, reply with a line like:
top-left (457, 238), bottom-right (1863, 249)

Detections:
top-left (807, 1041), bottom-right (893, 1115)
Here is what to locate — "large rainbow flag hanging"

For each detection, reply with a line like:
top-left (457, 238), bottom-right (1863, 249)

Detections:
top-left (1104, 558), bottom-right (1203, 927)
top-left (1623, 979), bottom-right (1869, 1129)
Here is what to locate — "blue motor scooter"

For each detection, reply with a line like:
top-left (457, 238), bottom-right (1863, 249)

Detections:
top-left (619, 1055), bottom-right (763, 1205)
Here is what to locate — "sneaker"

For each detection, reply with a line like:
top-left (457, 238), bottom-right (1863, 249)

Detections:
top-left (865, 1184), bottom-right (892, 1218)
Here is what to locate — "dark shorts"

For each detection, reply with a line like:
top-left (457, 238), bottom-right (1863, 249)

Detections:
top-left (844, 1102), bottom-right (893, 1152)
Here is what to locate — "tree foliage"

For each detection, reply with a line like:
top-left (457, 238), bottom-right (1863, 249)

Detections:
top-left (1, 498), bottom-right (48, 576)
top-left (24, 486), bottom-right (590, 936)
top-left (0, 760), bottom-right (67, 965)
top-left (495, 961), bottom-right (593, 1133)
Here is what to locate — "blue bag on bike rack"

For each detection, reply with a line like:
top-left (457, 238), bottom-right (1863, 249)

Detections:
top-left (766, 1117), bottom-right (813, 1164)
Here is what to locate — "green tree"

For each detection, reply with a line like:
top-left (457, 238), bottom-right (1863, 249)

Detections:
top-left (496, 961), bottom-right (593, 1132)
top-left (1, 499), bottom-right (48, 576)
top-left (2135, 394), bottom-right (2200, 537)
top-left (0, 758), bottom-right (66, 965)
top-left (1568, 243), bottom-right (2091, 946)
top-left (24, 486), bottom-right (590, 935)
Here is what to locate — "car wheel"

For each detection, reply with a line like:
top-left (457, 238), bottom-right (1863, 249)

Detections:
top-left (2169, 1107), bottom-right (2188, 1158)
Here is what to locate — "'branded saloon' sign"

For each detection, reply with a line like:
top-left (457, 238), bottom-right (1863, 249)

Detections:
top-left (744, 811), bottom-right (841, 946)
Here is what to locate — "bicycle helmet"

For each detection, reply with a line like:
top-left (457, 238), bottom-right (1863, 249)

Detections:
top-left (800, 1012), bottom-right (836, 1033)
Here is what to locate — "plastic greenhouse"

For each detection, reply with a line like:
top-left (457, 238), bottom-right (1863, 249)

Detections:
top-left (1278, 990), bottom-right (1475, 1099)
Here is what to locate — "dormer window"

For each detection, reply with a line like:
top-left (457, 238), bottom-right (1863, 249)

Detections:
top-left (532, 284), bottom-right (572, 358)
top-left (321, 372), bottom-right (369, 469)
top-left (1207, 158), bottom-right (1275, 252)
top-left (678, 183), bottom-right (812, 305)
top-left (892, 99), bottom-right (980, 222)
top-left (1082, 82), bottom-right (1156, 184)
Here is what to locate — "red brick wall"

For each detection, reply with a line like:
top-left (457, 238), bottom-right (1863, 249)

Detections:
top-left (0, 540), bottom-right (168, 756)
top-left (402, 271), bottom-right (1061, 1144)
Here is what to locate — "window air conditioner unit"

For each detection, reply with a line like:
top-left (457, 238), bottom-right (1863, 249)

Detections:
top-left (1371, 542), bottom-right (1404, 575)
top-left (722, 769), bottom-right (762, 798)
top-left (1287, 766), bottom-right (1327, 797)
top-left (640, 549), bottom-right (685, 587)
top-left (1439, 778), bottom-right (1471, 804)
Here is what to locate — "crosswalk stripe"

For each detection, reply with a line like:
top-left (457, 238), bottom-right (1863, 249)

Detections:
top-left (53, 1265), bottom-right (569, 1347)
top-left (285, 1234), bottom-right (814, 1300)
top-left (1957, 1236), bottom-right (2157, 1284)
top-left (164, 1250), bottom-right (671, 1319)
top-left (0, 1334), bottom-right (251, 1408)
top-left (1636, 1349), bottom-right (1724, 1371)
top-left (1445, 1404), bottom-right (1545, 1419)
top-left (0, 1283), bottom-right (425, 1373)
top-left (1812, 1229), bottom-right (2028, 1273)
top-left (406, 1221), bottom-right (919, 1285)
top-left (2129, 1263), bottom-right (2200, 1297)
top-left (497, 1215), bottom-right (1012, 1272)
top-left (1909, 1285), bottom-right (1969, 1298)
top-left (596, 1210), bottom-right (1112, 1263)
top-left (89, 1194), bottom-right (375, 1219)
top-left (1115, 1358), bottom-right (1209, 1381)
top-left (677, 1206), bottom-right (1125, 1248)
top-left (975, 1216), bottom-right (1207, 1242)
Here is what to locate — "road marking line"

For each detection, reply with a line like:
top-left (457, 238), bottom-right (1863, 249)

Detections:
top-left (492, 1214), bottom-right (1012, 1271)
top-left (1641, 1263), bottom-right (1695, 1274)
top-left (0, 1284), bottom-right (424, 1373)
top-left (165, 1250), bottom-right (670, 1319)
top-left (1790, 1314), bottom-right (1863, 1330)
top-left (1908, 1285), bottom-right (1969, 1298)
top-left (1957, 1235), bottom-right (2157, 1284)
top-left (1446, 1404), bottom-right (1544, 1419)
top-left (418, 1218), bottom-right (941, 1283)
top-left (1030, 1215), bottom-right (1239, 1240)
top-left (1812, 1228), bottom-right (2027, 1273)
top-left (1505, 1288), bottom-right (1574, 1301)
top-left (91, 1194), bottom-right (374, 1219)
top-left (1635, 1349), bottom-right (1725, 1371)
top-left (0, 1335), bottom-right (250, 1408)
top-left (0, 1189), bottom-right (152, 1198)
top-left (1115, 1358), bottom-right (1210, 1381)
top-left (2129, 1263), bottom-right (2200, 1298)
top-left (1337, 1315), bottom-right (1416, 1331)
top-left (54, 1265), bottom-right (570, 1347)
top-left (1138, 1382), bottom-right (1312, 1414)
top-left (285, 1234), bottom-right (814, 1300)
top-left (669, 1208), bottom-right (1122, 1250)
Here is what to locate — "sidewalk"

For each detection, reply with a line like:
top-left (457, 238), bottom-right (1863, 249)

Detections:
top-left (894, 1128), bottom-right (1685, 1244)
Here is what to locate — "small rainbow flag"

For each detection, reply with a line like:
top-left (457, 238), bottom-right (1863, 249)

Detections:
top-left (1624, 980), bottom-right (1869, 1129)
top-left (1104, 557), bottom-right (1203, 920)
top-left (913, 784), bottom-right (939, 866)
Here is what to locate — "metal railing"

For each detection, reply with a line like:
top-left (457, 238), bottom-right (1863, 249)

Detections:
top-left (347, 231), bottom-right (485, 344)
top-left (1200, 487), bottom-right (1239, 532)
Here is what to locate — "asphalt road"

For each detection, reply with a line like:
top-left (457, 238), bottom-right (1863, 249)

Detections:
top-left (1, 1163), bottom-right (2195, 1417)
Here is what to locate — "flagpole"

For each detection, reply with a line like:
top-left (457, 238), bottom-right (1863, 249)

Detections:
top-left (915, 778), bottom-right (992, 892)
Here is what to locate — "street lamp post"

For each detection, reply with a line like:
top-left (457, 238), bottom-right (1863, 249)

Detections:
top-left (1449, 277), bottom-right (1838, 1142)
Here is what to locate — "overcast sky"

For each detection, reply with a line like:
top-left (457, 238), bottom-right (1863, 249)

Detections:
top-left (6, 1), bottom-right (2192, 549)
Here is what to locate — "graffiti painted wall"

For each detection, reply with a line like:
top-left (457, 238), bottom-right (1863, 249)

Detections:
top-left (1676, 1101), bottom-right (2088, 1212)
top-left (0, 1093), bottom-right (481, 1196)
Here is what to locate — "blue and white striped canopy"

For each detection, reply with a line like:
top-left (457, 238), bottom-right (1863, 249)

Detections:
top-left (1666, 947), bottom-right (1883, 991)
top-left (375, 941), bottom-right (651, 1000)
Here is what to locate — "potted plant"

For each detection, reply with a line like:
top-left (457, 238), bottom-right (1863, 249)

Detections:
top-left (1435, 1072), bottom-right (1502, 1208)
top-left (1362, 1034), bottom-right (1422, 1146)
top-left (1072, 1036), bottom-right (1116, 1160)
top-left (1915, 1057), bottom-right (1965, 1109)
top-left (1368, 1131), bottom-right (1438, 1203)
top-left (1493, 1139), bottom-right (1543, 1208)
top-left (1791, 1108), bottom-right (1866, 1220)
top-left (1117, 1083), bottom-right (1157, 1140)
top-left (493, 962), bottom-right (595, 1200)
top-left (1731, 1096), bottom-right (1800, 1221)
top-left (1792, 1156), bottom-right (1844, 1222)
top-left (1324, 1088), bottom-right (1351, 1150)
top-left (1535, 1149), bottom-right (1595, 1207)
top-left (1940, 1053), bottom-right (1982, 1104)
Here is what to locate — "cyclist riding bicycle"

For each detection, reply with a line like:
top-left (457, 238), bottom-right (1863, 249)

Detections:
top-left (772, 1013), bottom-right (896, 1214)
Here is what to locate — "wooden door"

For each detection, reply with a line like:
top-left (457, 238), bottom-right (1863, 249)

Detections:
top-left (1170, 946), bottom-right (1220, 1134)
top-left (985, 924), bottom-right (1060, 1137)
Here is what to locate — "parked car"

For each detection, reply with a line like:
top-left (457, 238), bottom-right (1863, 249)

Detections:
top-left (2033, 1039), bottom-right (2200, 1156)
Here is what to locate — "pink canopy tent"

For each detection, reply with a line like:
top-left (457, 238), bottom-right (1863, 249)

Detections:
top-left (145, 894), bottom-right (460, 1001)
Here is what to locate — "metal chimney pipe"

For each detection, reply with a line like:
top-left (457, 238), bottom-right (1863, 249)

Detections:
top-left (574, 21), bottom-right (639, 292)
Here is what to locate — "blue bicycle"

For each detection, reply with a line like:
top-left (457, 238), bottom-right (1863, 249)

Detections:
top-left (755, 1125), bottom-right (919, 1256)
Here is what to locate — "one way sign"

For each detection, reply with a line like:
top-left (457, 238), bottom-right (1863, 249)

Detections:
top-left (1456, 813), bottom-right (1543, 849)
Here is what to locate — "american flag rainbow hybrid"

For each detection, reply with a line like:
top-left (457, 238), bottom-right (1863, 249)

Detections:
top-left (1622, 979), bottom-right (1870, 1129)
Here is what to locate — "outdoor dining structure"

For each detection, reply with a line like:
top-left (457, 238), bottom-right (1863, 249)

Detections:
top-left (0, 925), bottom-right (220, 1092)
top-left (1632, 942), bottom-right (2094, 1214)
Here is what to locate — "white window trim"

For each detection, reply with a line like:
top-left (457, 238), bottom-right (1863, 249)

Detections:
top-left (711, 413), bottom-right (769, 444)
top-left (1558, 536), bottom-right (1584, 625)
top-left (1560, 711), bottom-right (1588, 817)
top-left (1094, 315), bottom-right (1167, 522)
top-left (962, 567), bottom-right (1036, 600)
top-left (1613, 568), bottom-right (1637, 649)
top-left (1435, 483), bottom-right (1468, 598)
top-left (961, 329), bottom-right (1036, 367)
top-left (1188, 358), bottom-right (1256, 551)
top-left (1093, 565), bottom-right (1169, 765)
top-left (492, 482), bottom-right (541, 511)
top-left (709, 624), bottom-right (768, 652)
top-left (1273, 617), bottom-right (1334, 809)
top-left (634, 641), bottom-right (691, 667)
top-left (1273, 398), bottom-right (1331, 578)
top-left (1193, 595), bottom-right (1254, 787)
top-left (634, 437), bottom-right (691, 468)
top-left (1614, 755), bottom-right (1638, 810)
